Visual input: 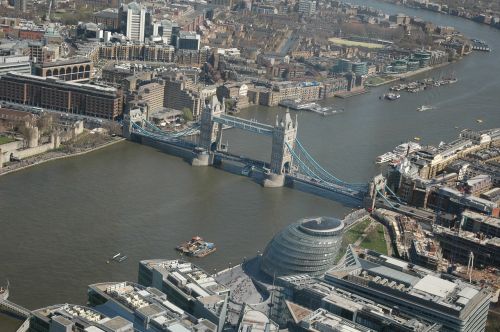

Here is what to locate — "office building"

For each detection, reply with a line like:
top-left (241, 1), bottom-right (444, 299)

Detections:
top-left (129, 81), bottom-right (165, 114)
top-left (177, 32), bottom-right (201, 51)
top-left (32, 57), bottom-right (93, 82)
top-left (88, 281), bottom-right (218, 332)
top-left (15, 0), bottom-right (27, 12)
top-left (461, 209), bottom-right (500, 238)
top-left (0, 53), bottom-right (31, 76)
top-left (336, 59), bottom-right (352, 73)
top-left (298, 0), bottom-right (316, 15)
top-left (352, 62), bottom-right (368, 76)
top-left (120, 2), bottom-right (148, 42)
top-left (138, 259), bottom-right (230, 332)
top-left (261, 217), bottom-right (345, 278)
top-left (29, 42), bottom-right (60, 64)
top-left (270, 275), bottom-right (441, 331)
top-left (163, 75), bottom-right (203, 120)
top-left (30, 303), bottom-right (133, 332)
top-left (323, 246), bottom-right (491, 331)
top-left (94, 8), bottom-right (120, 31)
top-left (238, 306), bottom-right (279, 332)
top-left (433, 225), bottom-right (500, 269)
top-left (0, 72), bottom-right (123, 120)
top-left (212, 0), bottom-right (234, 7)
top-left (292, 308), bottom-right (373, 332)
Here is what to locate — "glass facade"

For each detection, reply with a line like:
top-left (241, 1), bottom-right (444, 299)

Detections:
top-left (261, 217), bottom-right (344, 277)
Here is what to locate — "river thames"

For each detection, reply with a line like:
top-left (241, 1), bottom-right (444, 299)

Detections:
top-left (1, 0), bottom-right (500, 329)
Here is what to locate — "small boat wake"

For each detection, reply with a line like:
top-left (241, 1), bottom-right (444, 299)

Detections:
top-left (107, 252), bottom-right (128, 263)
top-left (416, 105), bottom-right (435, 112)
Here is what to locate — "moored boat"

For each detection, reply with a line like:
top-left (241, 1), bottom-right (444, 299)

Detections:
top-left (417, 105), bottom-right (433, 112)
top-left (0, 280), bottom-right (9, 301)
top-left (376, 152), bottom-right (397, 164)
top-left (384, 93), bottom-right (400, 101)
top-left (176, 236), bottom-right (217, 258)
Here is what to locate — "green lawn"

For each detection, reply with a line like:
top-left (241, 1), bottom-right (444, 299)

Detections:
top-left (328, 37), bottom-right (385, 49)
top-left (0, 136), bottom-right (15, 145)
top-left (335, 218), bottom-right (372, 263)
top-left (365, 76), bottom-right (391, 86)
top-left (359, 223), bottom-right (388, 255)
top-left (344, 218), bottom-right (372, 244)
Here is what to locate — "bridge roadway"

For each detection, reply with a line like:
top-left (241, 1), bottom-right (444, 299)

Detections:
top-left (214, 151), bottom-right (270, 169)
top-left (214, 152), bottom-right (365, 203)
top-left (212, 114), bottom-right (273, 136)
top-left (131, 117), bottom-right (367, 203)
top-left (289, 172), bottom-right (366, 201)
top-left (131, 123), bottom-right (196, 149)
top-left (0, 299), bottom-right (31, 320)
top-left (375, 197), bottom-right (435, 223)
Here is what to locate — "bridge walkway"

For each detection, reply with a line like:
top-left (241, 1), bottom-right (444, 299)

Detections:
top-left (0, 299), bottom-right (31, 320)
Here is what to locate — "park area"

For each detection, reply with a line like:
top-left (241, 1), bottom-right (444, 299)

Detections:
top-left (0, 136), bottom-right (15, 145)
top-left (328, 37), bottom-right (385, 49)
top-left (336, 218), bottom-right (388, 262)
top-left (359, 223), bottom-right (388, 254)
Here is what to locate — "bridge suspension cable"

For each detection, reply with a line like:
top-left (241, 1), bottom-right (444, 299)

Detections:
top-left (376, 189), bottom-right (396, 208)
top-left (384, 184), bottom-right (403, 204)
top-left (142, 119), bottom-right (200, 138)
top-left (286, 142), bottom-right (366, 199)
top-left (291, 139), bottom-right (367, 191)
top-left (130, 122), bottom-right (196, 148)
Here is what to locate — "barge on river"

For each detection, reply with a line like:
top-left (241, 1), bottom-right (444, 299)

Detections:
top-left (279, 99), bottom-right (343, 116)
top-left (176, 236), bottom-right (216, 258)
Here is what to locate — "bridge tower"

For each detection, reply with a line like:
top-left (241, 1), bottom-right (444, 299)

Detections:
top-left (263, 110), bottom-right (297, 187)
top-left (194, 96), bottom-right (225, 166)
top-left (122, 108), bottom-right (146, 140)
top-left (366, 174), bottom-right (387, 210)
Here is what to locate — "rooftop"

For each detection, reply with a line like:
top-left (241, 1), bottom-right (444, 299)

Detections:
top-left (36, 57), bottom-right (92, 68)
top-left (299, 309), bottom-right (372, 332)
top-left (33, 304), bottom-right (133, 332)
top-left (325, 246), bottom-right (491, 315)
top-left (300, 217), bottom-right (344, 234)
top-left (4, 72), bottom-right (119, 94)
top-left (89, 281), bottom-right (216, 332)
top-left (140, 260), bottom-right (229, 316)
top-left (238, 308), bottom-right (279, 332)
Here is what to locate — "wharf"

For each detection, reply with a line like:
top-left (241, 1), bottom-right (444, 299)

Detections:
top-left (334, 89), bottom-right (368, 98)
top-left (365, 62), bottom-right (452, 87)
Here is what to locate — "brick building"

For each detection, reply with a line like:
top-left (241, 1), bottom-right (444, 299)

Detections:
top-left (0, 72), bottom-right (123, 120)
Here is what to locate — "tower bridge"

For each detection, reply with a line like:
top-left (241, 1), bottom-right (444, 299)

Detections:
top-left (125, 96), bottom-right (369, 205)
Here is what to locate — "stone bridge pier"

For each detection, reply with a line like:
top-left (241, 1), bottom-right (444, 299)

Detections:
top-left (192, 96), bottom-right (225, 166)
top-left (263, 110), bottom-right (297, 187)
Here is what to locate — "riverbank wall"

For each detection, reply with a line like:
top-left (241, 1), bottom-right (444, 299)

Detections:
top-left (366, 61), bottom-right (453, 87)
top-left (0, 138), bottom-right (125, 177)
top-left (134, 134), bottom-right (195, 162)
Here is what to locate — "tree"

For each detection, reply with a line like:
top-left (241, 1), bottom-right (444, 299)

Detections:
top-left (182, 108), bottom-right (193, 122)
top-left (37, 113), bottom-right (53, 135)
top-left (17, 123), bottom-right (35, 148)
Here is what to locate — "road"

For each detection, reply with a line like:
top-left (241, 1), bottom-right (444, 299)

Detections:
top-left (375, 198), bottom-right (435, 225)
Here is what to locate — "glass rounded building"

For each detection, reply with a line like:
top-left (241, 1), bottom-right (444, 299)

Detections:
top-left (260, 216), bottom-right (345, 277)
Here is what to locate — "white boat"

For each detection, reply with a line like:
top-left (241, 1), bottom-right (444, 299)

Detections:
top-left (118, 255), bottom-right (128, 263)
top-left (393, 142), bottom-right (421, 156)
top-left (376, 152), bottom-right (397, 163)
top-left (0, 280), bottom-right (9, 301)
top-left (384, 93), bottom-right (400, 101)
top-left (417, 105), bottom-right (433, 112)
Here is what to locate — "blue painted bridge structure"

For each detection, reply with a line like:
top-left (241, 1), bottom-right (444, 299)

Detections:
top-left (125, 98), bottom-right (369, 205)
